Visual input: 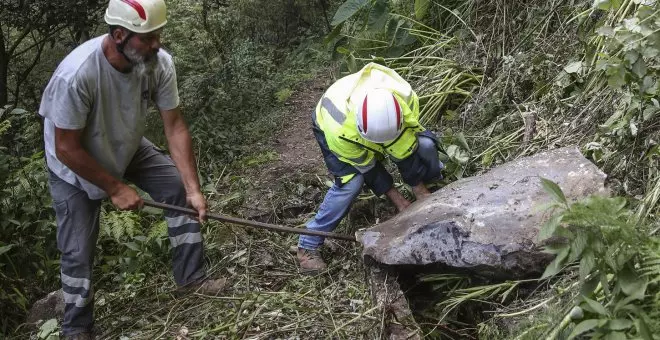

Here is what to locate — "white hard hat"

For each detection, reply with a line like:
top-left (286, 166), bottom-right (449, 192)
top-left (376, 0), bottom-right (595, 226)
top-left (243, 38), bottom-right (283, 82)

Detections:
top-left (356, 88), bottom-right (403, 143)
top-left (104, 0), bottom-right (167, 34)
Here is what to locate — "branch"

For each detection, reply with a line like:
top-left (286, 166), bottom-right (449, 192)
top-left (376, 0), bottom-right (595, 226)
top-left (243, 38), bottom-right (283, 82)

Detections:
top-left (7, 24), bottom-right (33, 56)
top-left (12, 25), bottom-right (68, 58)
top-left (12, 32), bottom-right (46, 106)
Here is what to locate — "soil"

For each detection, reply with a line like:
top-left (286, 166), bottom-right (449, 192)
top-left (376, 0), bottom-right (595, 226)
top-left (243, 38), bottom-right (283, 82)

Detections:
top-left (234, 72), bottom-right (334, 223)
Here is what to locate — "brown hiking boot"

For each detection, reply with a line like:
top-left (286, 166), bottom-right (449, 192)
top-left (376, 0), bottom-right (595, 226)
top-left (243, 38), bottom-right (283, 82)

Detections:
top-left (179, 277), bottom-right (227, 296)
top-left (297, 248), bottom-right (327, 275)
top-left (289, 239), bottom-right (339, 255)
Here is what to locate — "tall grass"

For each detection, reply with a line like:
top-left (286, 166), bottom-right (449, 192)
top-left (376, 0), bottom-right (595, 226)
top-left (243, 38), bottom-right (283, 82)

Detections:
top-left (331, 0), bottom-right (659, 337)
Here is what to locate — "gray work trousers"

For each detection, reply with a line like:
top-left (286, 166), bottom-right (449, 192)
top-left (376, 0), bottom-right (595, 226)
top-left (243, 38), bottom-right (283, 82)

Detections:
top-left (47, 138), bottom-right (206, 336)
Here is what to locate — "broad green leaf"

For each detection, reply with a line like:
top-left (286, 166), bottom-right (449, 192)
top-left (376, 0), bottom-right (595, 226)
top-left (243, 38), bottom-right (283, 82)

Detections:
top-left (596, 25), bottom-right (615, 37)
top-left (537, 213), bottom-right (563, 241)
top-left (593, 0), bottom-right (610, 9)
top-left (347, 53), bottom-right (357, 73)
top-left (454, 132), bottom-right (471, 153)
top-left (481, 152), bottom-right (493, 167)
top-left (336, 46), bottom-right (350, 55)
top-left (600, 271), bottom-right (611, 296)
top-left (564, 61), bottom-right (583, 74)
top-left (607, 319), bottom-right (633, 331)
top-left (331, 0), bottom-right (369, 26)
top-left (323, 23), bottom-right (344, 46)
top-left (579, 251), bottom-right (596, 281)
top-left (581, 275), bottom-right (600, 296)
top-left (641, 76), bottom-right (658, 94)
top-left (0, 244), bottom-right (14, 256)
top-left (567, 319), bottom-right (600, 340)
top-left (124, 242), bottom-right (140, 252)
top-left (641, 46), bottom-right (659, 58)
top-left (582, 296), bottom-right (608, 316)
top-left (631, 58), bottom-right (647, 78)
top-left (592, 0), bottom-right (622, 9)
top-left (607, 66), bottom-right (626, 88)
top-left (604, 332), bottom-right (626, 340)
top-left (446, 145), bottom-right (459, 159)
top-left (623, 17), bottom-right (642, 33)
top-left (10, 108), bottom-right (27, 115)
top-left (613, 294), bottom-right (639, 313)
top-left (569, 230), bottom-right (588, 261)
top-left (624, 50), bottom-right (639, 65)
top-left (635, 318), bottom-right (653, 340)
top-left (541, 247), bottom-right (569, 279)
top-left (540, 177), bottom-right (568, 206)
top-left (618, 265), bottom-right (648, 299)
top-left (543, 243), bottom-right (569, 255)
top-left (642, 106), bottom-right (658, 122)
top-left (414, 0), bottom-right (431, 20)
top-left (392, 20), bottom-right (416, 47)
top-left (37, 319), bottom-right (58, 339)
top-left (446, 144), bottom-right (470, 164)
top-left (367, 0), bottom-right (388, 31)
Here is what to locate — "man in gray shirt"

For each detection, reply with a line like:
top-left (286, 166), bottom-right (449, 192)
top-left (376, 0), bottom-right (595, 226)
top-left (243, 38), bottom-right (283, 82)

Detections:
top-left (39, 0), bottom-right (224, 338)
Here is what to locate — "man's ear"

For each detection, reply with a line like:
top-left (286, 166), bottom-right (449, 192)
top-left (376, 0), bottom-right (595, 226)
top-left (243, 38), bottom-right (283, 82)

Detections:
top-left (110, 27), bottom-right (126, 43)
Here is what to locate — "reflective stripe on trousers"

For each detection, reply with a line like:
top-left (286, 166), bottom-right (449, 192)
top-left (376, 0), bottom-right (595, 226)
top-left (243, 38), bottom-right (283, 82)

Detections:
top-left (47, 138), bottom-right (206, 336)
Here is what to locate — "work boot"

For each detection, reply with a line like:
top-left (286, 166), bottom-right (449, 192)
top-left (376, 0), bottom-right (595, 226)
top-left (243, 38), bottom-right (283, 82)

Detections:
top-left (179, 277), bottom-right (227, 296)
top-left (289, 239), bottom-right (339, 255)
top-left (297, 248), bottom-right (327, 275)
top-left (65, 332), bottom-right (93, 340)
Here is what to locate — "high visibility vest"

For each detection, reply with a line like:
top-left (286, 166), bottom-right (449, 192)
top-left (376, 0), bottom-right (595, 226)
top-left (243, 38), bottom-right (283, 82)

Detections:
top-left (315, 63), bottom-right (425, 176)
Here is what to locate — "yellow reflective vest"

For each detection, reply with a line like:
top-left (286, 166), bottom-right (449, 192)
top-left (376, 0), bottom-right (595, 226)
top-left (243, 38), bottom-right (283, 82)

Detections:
top-left (315, 63), bottom-right (425, 183)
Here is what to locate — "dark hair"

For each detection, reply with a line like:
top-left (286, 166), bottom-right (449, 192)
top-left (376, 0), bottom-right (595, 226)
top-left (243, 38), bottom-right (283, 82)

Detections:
top-left (108, 25), bottom-right (129, 37)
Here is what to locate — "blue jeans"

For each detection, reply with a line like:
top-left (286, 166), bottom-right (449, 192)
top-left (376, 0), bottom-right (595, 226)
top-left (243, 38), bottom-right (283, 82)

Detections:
top-left (298, 174), bottom-right (364, 250)
top-left (299, 135), bottom-right (443, 250)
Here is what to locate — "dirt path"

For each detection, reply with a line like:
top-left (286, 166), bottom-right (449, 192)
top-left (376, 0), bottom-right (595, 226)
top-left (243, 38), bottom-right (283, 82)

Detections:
top-left (235, 72), bottom-right (333, 223)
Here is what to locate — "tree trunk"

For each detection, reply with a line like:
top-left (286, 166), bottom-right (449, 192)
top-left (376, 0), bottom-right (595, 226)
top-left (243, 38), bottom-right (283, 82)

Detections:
top-left (318, 0), bottom-right (332, 33)
top-left (13, 39), bottom-right (45, 107)
top-left (0, 24), bottom-right (7, 107)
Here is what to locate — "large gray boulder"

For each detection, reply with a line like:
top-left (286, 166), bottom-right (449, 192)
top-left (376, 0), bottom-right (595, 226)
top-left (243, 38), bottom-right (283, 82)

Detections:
top-left (358, 147), bottom-right (608, 278)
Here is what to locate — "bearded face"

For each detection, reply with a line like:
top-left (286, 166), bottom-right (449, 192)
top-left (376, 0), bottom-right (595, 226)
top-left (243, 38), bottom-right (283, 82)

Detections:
top-left (113, 27), bottom-right (162, 77)
top-left (122, 42), bottom-right (159, 77)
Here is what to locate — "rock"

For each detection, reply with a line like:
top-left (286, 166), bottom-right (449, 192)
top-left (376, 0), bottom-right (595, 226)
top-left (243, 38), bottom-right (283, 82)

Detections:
top-left (27, 289), bottom-right (64, 324)
top-left (358, 147), bottom-right (608, 278)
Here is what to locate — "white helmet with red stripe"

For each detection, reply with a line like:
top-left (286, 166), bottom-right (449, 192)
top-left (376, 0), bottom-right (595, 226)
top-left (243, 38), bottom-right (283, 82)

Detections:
top-left (104, 0), bottom-right (167, 34)
top-left (356, 88), bottom-right (404, 143)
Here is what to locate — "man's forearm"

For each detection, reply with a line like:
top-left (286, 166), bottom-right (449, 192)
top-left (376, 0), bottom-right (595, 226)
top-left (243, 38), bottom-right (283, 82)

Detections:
top-left (165, 121), bottom-right (201, 194)
top-left (56, 147), bottom-right (122, 195)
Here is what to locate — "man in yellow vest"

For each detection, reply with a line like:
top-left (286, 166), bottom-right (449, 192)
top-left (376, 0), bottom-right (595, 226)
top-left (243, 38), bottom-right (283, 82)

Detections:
top-left (297, 63), bottom-right (444, 273)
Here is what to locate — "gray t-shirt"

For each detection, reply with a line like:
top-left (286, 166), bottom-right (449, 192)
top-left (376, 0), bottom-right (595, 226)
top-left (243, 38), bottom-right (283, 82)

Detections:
top-left (39, 35), bottom-right (180, 199)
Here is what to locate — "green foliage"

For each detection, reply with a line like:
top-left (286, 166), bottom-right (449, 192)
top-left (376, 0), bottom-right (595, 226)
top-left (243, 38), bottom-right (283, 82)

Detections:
top-left (0, 106), bottom-right (58, 333)
top-left (331, 0), bottom-right (370, 26)
top-left (575, 0), bottom-right (660, 208)
top-left (0, 0), bottom-right (106, 107)
top-left (159, 0), bottom-right (333, 182)
top-left (275, 88), bottom-right (294, 103)
top-left (100, 209), bottom-right (141, 242)
top-left (327, 0), bottom-right (659, 338)
top-left (536, 180), bottom-right (659, 339)
top-left (37, 319), bottom-right (59, 340)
